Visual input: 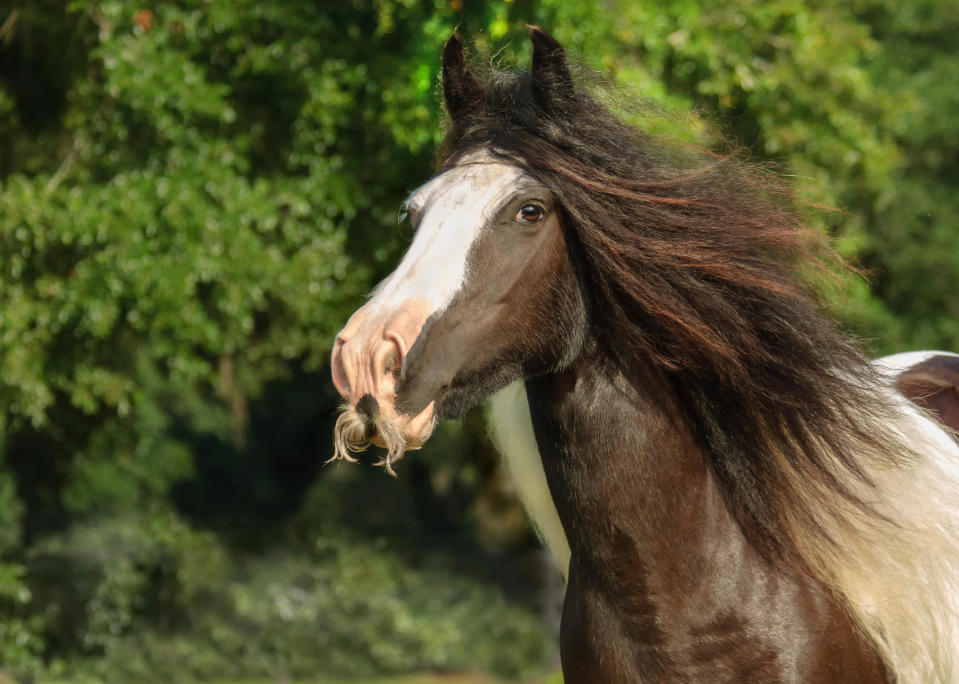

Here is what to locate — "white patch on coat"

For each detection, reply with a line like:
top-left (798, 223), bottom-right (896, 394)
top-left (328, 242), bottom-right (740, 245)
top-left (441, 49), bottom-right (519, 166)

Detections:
top-left (825, 363), bottom-right (959, 683)
top-left (487, 351), bottom-right (959, 616)
top-left (873, 350), bottom-right (959, 378)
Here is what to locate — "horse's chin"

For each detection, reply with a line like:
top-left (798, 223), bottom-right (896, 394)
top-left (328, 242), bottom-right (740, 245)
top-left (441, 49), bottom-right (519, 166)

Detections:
top-left (330, 398), bottom-right (437, 477)
top-left (370, 401), bottom-right (437, 449)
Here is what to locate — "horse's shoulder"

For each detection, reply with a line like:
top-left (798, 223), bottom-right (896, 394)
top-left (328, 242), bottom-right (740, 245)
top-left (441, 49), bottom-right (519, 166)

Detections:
top-left (879, 351), bottom-right (959, 434)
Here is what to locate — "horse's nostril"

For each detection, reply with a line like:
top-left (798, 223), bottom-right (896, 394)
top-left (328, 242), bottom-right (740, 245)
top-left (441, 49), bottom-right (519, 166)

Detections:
top-left (384, 347), bottom-right (402, 378)
top-left (330, 339), bottom-right (351, 399)
top-left (356, 394), bottom-right (380, 419)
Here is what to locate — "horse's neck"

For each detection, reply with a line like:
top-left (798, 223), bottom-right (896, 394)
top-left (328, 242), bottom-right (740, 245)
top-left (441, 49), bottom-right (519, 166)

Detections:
top-left (524, 352), bottom-right (887, 683)
top-left (525, 355), bottom-right (730, 582)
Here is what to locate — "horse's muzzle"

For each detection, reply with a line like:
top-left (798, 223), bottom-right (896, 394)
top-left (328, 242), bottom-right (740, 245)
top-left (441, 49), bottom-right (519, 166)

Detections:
top-left (330, 298), bottom-right (438, 460)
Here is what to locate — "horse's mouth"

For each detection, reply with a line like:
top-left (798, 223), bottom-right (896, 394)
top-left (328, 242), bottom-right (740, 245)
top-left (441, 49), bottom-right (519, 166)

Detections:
top-left (328, 395), bottom-right (437, 477)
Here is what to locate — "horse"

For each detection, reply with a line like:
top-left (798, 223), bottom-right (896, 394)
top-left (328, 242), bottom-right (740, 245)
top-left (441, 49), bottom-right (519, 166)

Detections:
top-left (329, 27), bottom-right (959, 682)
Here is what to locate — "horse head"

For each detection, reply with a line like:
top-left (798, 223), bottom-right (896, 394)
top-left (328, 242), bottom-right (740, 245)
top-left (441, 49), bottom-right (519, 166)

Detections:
top-left (330, 28), bottom-right (586, 474)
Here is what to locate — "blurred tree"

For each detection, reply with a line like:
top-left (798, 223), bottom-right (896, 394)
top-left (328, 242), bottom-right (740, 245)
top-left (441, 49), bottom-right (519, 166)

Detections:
top-left (851, 0), bottom-right (959, 349)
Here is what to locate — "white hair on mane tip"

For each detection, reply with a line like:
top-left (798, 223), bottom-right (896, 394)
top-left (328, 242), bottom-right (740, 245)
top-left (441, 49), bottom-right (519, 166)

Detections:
top-left (487, 381), bottom-right (570, 579)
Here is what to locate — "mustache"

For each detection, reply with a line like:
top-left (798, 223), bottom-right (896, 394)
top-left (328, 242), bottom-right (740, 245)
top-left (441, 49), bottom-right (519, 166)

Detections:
top-left (328, 399), bottom-right (431, 477)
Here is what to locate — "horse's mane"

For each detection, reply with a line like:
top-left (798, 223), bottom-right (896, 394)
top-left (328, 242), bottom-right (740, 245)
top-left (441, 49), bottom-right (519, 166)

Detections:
top-left (443, 68), bottom-right (899, 562)
top-left (444, 67), bottom-right (959, 680)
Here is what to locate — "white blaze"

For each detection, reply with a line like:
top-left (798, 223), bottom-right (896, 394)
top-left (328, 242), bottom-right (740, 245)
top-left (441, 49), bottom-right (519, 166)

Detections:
top-left (369, 155), bottom-right (526, 316)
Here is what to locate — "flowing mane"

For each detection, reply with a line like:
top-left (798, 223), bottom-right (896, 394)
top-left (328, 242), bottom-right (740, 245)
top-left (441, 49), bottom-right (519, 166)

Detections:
top-left (446, 66), bottom-right (959, 680)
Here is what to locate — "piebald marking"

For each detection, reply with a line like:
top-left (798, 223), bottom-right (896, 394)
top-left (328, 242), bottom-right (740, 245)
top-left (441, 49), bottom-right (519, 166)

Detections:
top-left (488, 355), bottom-right (959, 593)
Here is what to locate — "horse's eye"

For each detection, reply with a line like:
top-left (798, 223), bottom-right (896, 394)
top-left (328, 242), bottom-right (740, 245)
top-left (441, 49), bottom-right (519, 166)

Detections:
top-left (515, 204), bottom-right (545, 223)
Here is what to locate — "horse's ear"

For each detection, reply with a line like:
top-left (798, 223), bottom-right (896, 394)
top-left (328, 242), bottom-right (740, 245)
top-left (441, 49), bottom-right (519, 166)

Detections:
top-left (528, 25), bottom-right (575, 112)
top-left (442, 34), bottom-right (483, 127)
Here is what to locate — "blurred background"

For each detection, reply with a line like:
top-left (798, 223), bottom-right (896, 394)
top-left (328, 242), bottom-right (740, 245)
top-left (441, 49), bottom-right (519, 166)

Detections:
top-left (0, 1), bottom-right (956, 682)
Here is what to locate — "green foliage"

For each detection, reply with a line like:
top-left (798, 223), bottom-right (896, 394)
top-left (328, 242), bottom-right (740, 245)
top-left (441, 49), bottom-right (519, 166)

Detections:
top-left (26, 514), bottom-right (549, 682)
top-left (850, 0), bottom-right (959, 349)
top-left (0, 1), bottom-right (368, 433)
top-left (177, 540), bottom-right (547, 680)
top-left (0, 452), bottom-right (44, 678)
top-left (0, 0), bottom-right (956, 681)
